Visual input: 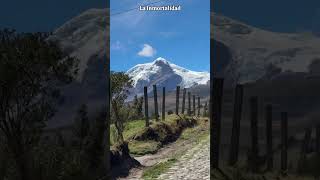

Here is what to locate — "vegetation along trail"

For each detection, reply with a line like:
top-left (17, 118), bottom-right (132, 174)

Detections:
top-left (119, 116), bottom-right (210, 180)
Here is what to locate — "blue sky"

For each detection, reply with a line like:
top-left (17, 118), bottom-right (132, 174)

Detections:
top-left (0, 0), bottom-right (107, 32)
top-left (110, 0), bottom-right (210, 72)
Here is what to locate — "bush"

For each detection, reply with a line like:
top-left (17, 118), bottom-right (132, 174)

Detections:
top-left (133, 117), bottom-right (196, 144)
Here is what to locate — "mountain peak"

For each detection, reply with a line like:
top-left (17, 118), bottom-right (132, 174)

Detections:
top-left (153, 57), bottom-right (170, 66)
top-left (126, 59), bottom-right (210, 99)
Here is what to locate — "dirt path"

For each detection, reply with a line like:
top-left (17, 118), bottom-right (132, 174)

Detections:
top-left (119, 121), bottom-right (209, 180)
top-left (157, 136), bottom-right (210, 180)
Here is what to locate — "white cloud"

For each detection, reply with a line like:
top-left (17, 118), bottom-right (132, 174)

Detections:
top-left (138, 44), bottom-right (156, 57)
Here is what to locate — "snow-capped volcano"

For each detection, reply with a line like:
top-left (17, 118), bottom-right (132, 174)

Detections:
top-left (46, 8), bottom-right (109, 128)
top-left (212, 12), bottom-right (320, 85)
top-left (127, 57), bottom-right (209, 97)
top-left (45, 8), bottom-right (320, 127)
top-left (49, 8), bottom-right (108, 81)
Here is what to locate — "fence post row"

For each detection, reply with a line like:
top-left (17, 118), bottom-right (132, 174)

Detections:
top-left (144, 86), bottom-right (149, 127)
top-left (176, 86), bottom-right (180, 115)
top-left (266, 104), bottom-right (273, 170)
top-left (153, 85), bottom-right (159, 121)
top-left (182, 88), bottom-right (186, 114)
top-left (203, 102), bottom-right (208, 117)
top-left (193, 95), bottom-right (196, 116)
top-left (162, 87), bottom-right (166, 121)
top-left (281, 112), bottom-right (288, 176)
top-left (211, 78), bottom-right (224, 169)
top-left (207, 82), bottom-right (316, 174)
top-left (249, 96), bottom-right (259, 173)
top-left (228, 84), bottom-right (243, 166)
top-left (197, 96), bottom-right (201, 117)
top-left (188, 92), bottom-right (191, 116)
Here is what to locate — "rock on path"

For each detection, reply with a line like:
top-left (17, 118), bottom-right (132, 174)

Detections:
top-left (157, 136), bottom-right (210, 180)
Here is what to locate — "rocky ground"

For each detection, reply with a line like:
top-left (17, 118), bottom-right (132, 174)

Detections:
top-left (157, 136), bottom-right (210, 180)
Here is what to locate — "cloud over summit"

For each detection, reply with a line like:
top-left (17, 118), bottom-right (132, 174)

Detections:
top-left (137, 44), bottom-right (156, 57)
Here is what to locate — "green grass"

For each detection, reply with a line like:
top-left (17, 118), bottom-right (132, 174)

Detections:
top-left (110, 119), bottom-right (145, 145)
top-left (111, 114), bottom-right (192, 145)
top-left (111, 115), bottom-right (202, 157)
top-left (123, 120), bottom-right (145, 139)
top-left (142, 158), bottom-right (178, 180)
top-left (129, 140), bottom-right (161, 156)
top-left (110, 115), bottom-right (209, 179)
top-left (179, 117), bottom-right (209, 141)
top-left (180, 126), bottom-right (207, 140)
top-left (141, 118), bottom-right (210, 179)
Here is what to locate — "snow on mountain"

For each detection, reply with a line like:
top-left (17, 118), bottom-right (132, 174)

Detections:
top-left (44, 8), bottom-right (320, 126)
top-left (49, 8), bottom-right (108, 81)
top-left (127, 57), bottom-right (209, 97)
top-left (212, 12), bottom-right (320, 85)
top-left (46, 8), bottom-right (109, 128)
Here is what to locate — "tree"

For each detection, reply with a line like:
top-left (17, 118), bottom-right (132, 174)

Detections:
top-left (0, 29), bottom-right (78, 180)
top-left (131, 95), bottom-right (143, 120)
top-left (138, 97), bottom-right (144, 117)
top-left (111, 71), bottom-right (133, 143)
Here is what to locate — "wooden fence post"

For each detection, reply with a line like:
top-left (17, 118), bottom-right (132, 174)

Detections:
top-left (281, 112), bottom-right (288, 176)
top-left (266, 104), bottom-right (273, 170)
top-left (193, 95), bottom-right (196, 116)
top-left (211, 78), bottom-right (224, 169)
top-left (250, 96), bottom-right (259, 173)
top-left (188, 92), bottom-right (191, 116)
top-left (228, 84), bottom-right (243, 166)
top-left (144, 86), bottom-right (149, 127)
top-left (162, 87), bottom-right (165, 121)
top-left (153, 85), bottom-right (159, 121)
top-left (203, 102), bottom-right (208, 117)
top-left (182, 88), bottom-right (186, 114)
top-left (197, 96), bottom-right (201, 116)
top-left (176, 86), bottom-right (180, 115)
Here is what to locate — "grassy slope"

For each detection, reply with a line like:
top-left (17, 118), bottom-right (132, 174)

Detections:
top-left (111, 115), bottom-right (209, 179)
top-left (111, 119), bottom-right (160, 155)
top-left (142, 117), bottom-right (210, 179)
top-left (110, 115), bottom-right (180, 144)
top-left (142, 158), bottom-right (178, 179)
top-left (110, 120), bottom-right (145, 145)
top-left (111, 114), bottom-right (198, 156)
